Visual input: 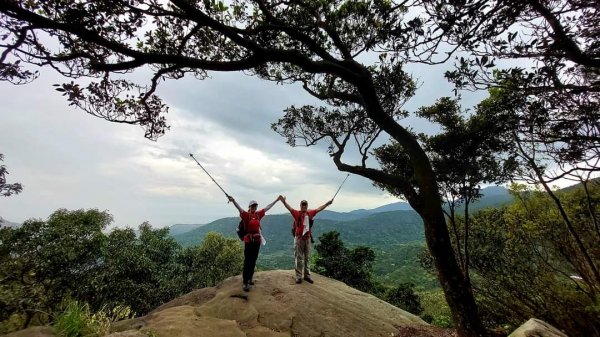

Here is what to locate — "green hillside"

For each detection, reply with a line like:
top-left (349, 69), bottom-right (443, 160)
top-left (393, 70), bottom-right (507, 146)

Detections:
top-left (170, 191), bottom-right (515, 289)
top-left (372, 242), bottom-right (439, 290)
top-left (172, 210), bottom-right (429, 287)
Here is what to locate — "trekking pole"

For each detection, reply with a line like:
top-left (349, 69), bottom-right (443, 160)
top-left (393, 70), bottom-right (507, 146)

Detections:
top-left (189, 153), bottom-right (231, 200)
top-left (332, 173), bottom-right (350, 200)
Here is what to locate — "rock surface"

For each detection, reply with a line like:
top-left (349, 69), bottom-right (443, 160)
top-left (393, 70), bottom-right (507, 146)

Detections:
top-left (111, 270), bottom-right (427, 337)
top-left (3, 270), bottom-right (429, 337)
top-left (508, 318), bottom-right (568, 337)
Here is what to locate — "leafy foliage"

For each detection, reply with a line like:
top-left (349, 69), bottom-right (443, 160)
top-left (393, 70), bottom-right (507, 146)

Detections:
top-left (314, 231), bottom-right (378, 293)
top-left (383, 283), bottom-right (424, 316)
top-left (434, 0), bottom-right (599, 161)
top-left (453, 184), bottom-right (600, 335)
top-left (419, 290), bottom-right (453, 328)
top-left (0, 209), bottom-right (242, 333)
top-left (0, 209), bottom-right (110, 329)
top-left (411, 180), bottom-right (600, 333)
top-left (0, 154), bottom-right (23, 197)
top-left (89, 223), bottom-right (184, 314)
top-left (53, 300), bottom-right (133, 337)
top-left (375, 97), bottom-right (520, 284)
top-left (373, 242), bottom-right (439, 291)
top-left (313, 231), bottom-right (431, 318)
top-left (176, 232), bottom-right (243, 292)
top-left (54, 300), bottom-right (96, 337)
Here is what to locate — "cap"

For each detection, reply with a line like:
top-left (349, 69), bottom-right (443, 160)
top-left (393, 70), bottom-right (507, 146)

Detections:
top-left (248, 200), bottom-right (258, 207)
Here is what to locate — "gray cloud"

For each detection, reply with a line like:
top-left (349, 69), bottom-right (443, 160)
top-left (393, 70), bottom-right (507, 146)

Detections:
top-left (1, 57), bottom-right (488, 228)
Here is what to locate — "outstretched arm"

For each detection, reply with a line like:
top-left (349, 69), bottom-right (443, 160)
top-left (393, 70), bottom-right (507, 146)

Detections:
top-left (227, 196), bottom-right (244, 213)
top-left (280, 195), bottom-right (294, 212)
top-left (263, 195), bottom-right (281, 212)
top-left (315, 199), bottom-right (333, 214)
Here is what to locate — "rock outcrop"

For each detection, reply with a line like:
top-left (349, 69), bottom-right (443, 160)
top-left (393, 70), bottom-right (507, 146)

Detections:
top-left (111, 270), bottom-right (427, 337)
top-left (508, 318), bottom-right (568, 337)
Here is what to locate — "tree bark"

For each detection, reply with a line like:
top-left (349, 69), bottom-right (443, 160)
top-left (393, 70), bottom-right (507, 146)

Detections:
top-left (352, 74), bottom-right (488, 337)
top-left (412, 181), bottom-right (486, 337)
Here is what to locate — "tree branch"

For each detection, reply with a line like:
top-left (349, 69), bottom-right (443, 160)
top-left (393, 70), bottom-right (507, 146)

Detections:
top-left (302, 81), bottom-right (363, 105)
top-left (526, 0), bottom-right (600, 67)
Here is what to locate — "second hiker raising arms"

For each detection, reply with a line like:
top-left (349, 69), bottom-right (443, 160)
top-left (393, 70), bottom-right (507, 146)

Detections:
top-left (280, 196), bottom-right (333, 284)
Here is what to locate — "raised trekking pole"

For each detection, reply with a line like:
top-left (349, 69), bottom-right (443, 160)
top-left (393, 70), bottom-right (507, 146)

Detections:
top-left (189, 153), bottom-right (231, 200)
top-left (332, 173), bottom-right (350, 200)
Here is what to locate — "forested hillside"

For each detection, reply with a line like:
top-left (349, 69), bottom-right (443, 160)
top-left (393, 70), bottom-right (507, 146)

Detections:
top-left (171, 187), bottom-right (513, 289)
top-left (172, 210), bottom-right (430, 287)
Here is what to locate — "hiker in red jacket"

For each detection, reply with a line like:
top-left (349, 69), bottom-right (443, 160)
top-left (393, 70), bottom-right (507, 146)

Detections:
top-left (228, 195), bottom-right (281, 291)
top-left (280, 196), bottom-right (333, 284)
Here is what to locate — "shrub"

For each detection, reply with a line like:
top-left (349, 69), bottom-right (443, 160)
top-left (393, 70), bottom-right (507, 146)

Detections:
top-left (54, 300), bottom-right (133, 337)
top-left (384, 283), bottom-right (424, 316)
top-left (432, 315), bottom-right (453, 328)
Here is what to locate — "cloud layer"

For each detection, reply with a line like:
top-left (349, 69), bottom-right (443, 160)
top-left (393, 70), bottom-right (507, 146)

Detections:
top-left (1, 69), bottom-right (413, 228)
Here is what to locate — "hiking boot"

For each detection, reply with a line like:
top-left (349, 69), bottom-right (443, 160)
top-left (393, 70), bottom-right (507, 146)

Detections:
top-left (303, 277), bottom-right (314, 284)
top-left (295, 278), bottom-right (302, 284)
top-left (243, 283), bottom-right (250, 292)
top-left (248, 280), bottom-right (255, 285)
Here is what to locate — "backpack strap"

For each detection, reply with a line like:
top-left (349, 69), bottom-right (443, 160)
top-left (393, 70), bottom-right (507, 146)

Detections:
top-left (296, 212), bottom-right (311, 238)
top-left (241, 212), bottom-right (249, 230)
top-left (292, 214), bottom-right (298, 236)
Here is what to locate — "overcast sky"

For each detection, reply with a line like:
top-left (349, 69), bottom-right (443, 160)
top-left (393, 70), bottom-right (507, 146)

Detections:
top-left (0, 59), bottom-right (485, 229)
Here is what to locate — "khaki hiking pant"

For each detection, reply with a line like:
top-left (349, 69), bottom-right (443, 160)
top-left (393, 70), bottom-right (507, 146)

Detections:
top-left (294, 237), bottom-right (311, 279)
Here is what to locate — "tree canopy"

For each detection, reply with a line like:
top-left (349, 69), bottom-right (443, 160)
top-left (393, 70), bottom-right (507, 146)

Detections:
top-left (467, 184), bottom-right (600, 336)
top-left (314, 231), bottom-right (378, 293)
top-left (0, 208), bottom-right (242, 333)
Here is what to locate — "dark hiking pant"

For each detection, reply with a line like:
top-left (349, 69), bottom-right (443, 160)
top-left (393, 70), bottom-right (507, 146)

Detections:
top-left (243, 241), bottom-right (261, 284)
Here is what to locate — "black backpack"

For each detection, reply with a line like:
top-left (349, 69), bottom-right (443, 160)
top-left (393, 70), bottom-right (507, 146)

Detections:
top-left (237, 219), bottom-right (246, 240)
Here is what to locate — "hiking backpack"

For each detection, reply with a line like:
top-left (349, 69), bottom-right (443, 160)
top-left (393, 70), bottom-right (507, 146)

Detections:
top-left (237, 212), bottom-right (261, 241)
top-left (236, 219), bottom-right (246, 240)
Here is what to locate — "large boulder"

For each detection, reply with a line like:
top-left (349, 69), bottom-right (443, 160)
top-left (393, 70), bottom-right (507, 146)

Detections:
top-left (508, 318), bottom-right (568, 337)
top-left (111, 270), bottom-right (428, 337)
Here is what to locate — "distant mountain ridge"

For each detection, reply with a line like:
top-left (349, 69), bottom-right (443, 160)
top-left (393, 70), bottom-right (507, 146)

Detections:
top-left (168, 185), bottom-right (512, 232)
top-left (317, 201), bottom-right (414, 221)
top-left (0, 216), bottom-right (19, 228)
top-left (168, 223), bottom-right (204, 236)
